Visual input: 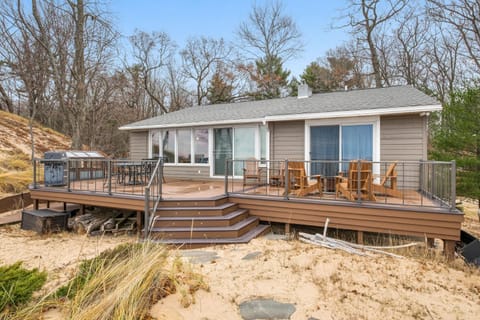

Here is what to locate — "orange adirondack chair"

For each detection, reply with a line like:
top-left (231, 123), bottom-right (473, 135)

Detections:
top-left (372, 161), bottom-right (402, 198)
top-left (336, 160), bottom-right (376, 201)
top-left (286, 161), bottom-right (323, 197)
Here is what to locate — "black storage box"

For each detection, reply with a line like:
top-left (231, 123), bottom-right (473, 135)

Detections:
top-left (21, 209), bottom-right (69, 233)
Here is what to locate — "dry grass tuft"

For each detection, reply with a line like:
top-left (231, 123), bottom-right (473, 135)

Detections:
top-left (9, 243), bottom-right (208, 320)
top-left (0, 171), bottom-right (32, 194)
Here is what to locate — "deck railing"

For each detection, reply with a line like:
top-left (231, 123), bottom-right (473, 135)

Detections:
top-left (32, 157), bottom-right (164, 238)
top-left (225, 159), bottom-right (457, 210)
top-left (32, 158), bottom-right (161, 197)
top-left (143, 158), bottom-right (164, 238)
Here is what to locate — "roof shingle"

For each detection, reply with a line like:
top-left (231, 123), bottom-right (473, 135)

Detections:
top-left (120, 86), bottom-right (440, 130)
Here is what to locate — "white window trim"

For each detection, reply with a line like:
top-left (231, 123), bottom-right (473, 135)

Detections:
top-left (305, 116), bottom-right (380, 175)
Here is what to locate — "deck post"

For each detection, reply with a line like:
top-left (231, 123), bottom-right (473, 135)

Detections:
top-left (450, 160), bottom-right (456, 210)
top-left (34, 199), bottom-right (39, 210)
top-left (107, 160), bottom-right (112, 195)
top-left (33, 159), bottom-right (37, 189)
top-left (136, 210), bottom-right (142, 235)
top-left (284, 159), bottom-right (289, 200)
top-left (426, 238), bottom-right (435, 248)
top-left (357, 231), bottom-right (364, 244)
top-left (443, 239), bottom-right (456, 260)
top-left (285, 223), bottom-right (291, 235)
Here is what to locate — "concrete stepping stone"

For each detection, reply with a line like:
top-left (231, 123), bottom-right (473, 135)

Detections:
top-left (180, 250), bottom-right (219, 264)
top-left (239, 298), bottom-right (296, 320)
top-left (242, 251), bottom-right (262, 260)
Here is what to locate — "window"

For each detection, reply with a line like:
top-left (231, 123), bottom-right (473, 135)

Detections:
top-left (177, 129), bottom-right (191, 163)
top-left (150, 128), bottom-right (209, 165)
top-left (162, 130), bottom-right (175, 163)
top-left (151, 130), bottom-right (160, 158)
top-left (194, 129), bottom-right (208, 163)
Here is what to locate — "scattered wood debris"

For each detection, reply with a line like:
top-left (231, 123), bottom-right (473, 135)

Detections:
top-left (299, 218), bottom-right (423, 258)
top-left (69, 208), bottom-right (136, 236)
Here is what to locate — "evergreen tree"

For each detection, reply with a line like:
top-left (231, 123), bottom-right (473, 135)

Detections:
top-left (300, 62), bottom-right (331, 93)
top-left (431, 88), bottom-right (480, 210)
top-left (207, 71), bottom-right (233, 104)
top-left (251, 55), bottom-right (290, 100)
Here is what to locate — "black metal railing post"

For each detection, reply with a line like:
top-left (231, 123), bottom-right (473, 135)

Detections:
top-left (159, 158), bottom-right (163, 200)
top-left (357, 160), bottom-right (361, 203)
top-left (144, 187), bottom-right (150, 239)
top-left (107, 160), bottom-right (112, 195)
top-left (224, 159), bottom-right (229, 195)
top-left (451, 160), bottom-right (456, 210)
top-left (284, 159), bottom-right (289, 200)
top-left (66, 159), bottom-right (71, 192)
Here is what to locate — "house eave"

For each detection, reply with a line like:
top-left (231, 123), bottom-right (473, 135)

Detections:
top-left (119, 104), bottom-right (442, 131)
top-left (264, 104), bottom-right (442, 122)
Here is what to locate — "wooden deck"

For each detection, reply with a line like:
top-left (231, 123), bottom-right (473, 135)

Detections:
top-left (29, 178), bottom-right (464, 251)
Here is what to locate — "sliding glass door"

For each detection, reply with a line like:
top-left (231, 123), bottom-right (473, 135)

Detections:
top-left (234, 127), bottom-right (256, 175)
top-left (310, 126), bottom-right (339, 177)
top-left (213, 128), bottom-right (233, 175)
top-left (213, 126), bottom-right (265, 176)
top-left (310, 124), bottom-right (373, 174)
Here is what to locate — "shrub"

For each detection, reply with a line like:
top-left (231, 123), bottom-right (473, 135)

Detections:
top-left (0, 262), bottom-right (47, 314)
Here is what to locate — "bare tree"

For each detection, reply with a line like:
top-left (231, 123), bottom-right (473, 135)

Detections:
top-left (0, 0), bottom-right (50, 159)
top-left (166, 60), bottom-right (192, 112)
top-left (181, 36), bottom-right (232, 106)
top-left (237, 0), bottom-right (303, 62)
top-left (428, 0), bottom-right (480, 72)
top-left (340, 0), bottom-right (407, 88)
top-left (128, 30), bottom-right (175, 115)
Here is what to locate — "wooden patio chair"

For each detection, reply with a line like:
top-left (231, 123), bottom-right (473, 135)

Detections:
top-left (336, 160), bottom-right (376, 201)
top-left (243, 158), bottom-right (263, 186)
top-left (372, 161), bottom-right (402, 198)
top-left (287, 161), bottom-right (323, 197)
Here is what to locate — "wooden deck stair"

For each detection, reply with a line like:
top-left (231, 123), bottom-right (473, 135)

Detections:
top-left (149, 197), bottom-right (270, 246)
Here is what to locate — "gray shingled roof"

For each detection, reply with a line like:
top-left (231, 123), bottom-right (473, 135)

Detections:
top-left (120, 86), bottom-right (440, 130)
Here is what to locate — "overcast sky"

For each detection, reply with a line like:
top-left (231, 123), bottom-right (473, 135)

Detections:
top-left (112, 0), bottom-right (350, 77)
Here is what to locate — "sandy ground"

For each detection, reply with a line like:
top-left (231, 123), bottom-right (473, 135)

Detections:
top-left (152, 238), bottom-right (480, 320)
top-left (0, 220), bottom-right (134, 293)
top-left (1, 214), bottom-right (479, 320)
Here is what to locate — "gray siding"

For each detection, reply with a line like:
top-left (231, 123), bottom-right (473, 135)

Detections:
top-left (163, 165), bottom-right (211, 180)
top-left (270, 120), bottom-right (305, 160)
top-left (380, 114), bottom-right (428, 188)
top-left (380, 114), bottom-right (427, 161)
top-left (129, 131), bottom-right (148, 160)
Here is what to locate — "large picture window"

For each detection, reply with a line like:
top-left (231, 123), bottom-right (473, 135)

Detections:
top-left (194, 129), bottom-right (208, 163)
top-left (162, 130), bottom-right (175, 163)
top-left (150, 128), bottom-right (209, 165)
top-left (177, 129), bottom-right (191, 163)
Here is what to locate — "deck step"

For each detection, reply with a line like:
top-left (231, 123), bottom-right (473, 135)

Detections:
top-left (150, 216), bottom-right (259, 239)
top-left (154, 224), bottom-right (271, 248)
top-left (155, 202), bottom-right (238, 217)
top-left (157, 196), bottom-right (228, 208)
top-left (153, 209), bottom-right (248, 228)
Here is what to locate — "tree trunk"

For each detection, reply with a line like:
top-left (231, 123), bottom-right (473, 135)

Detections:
top-left (72, 0), bottom-right (86, 150)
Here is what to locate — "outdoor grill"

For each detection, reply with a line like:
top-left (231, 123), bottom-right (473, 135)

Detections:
top-left (43, 150), bottom-right (105, 186)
